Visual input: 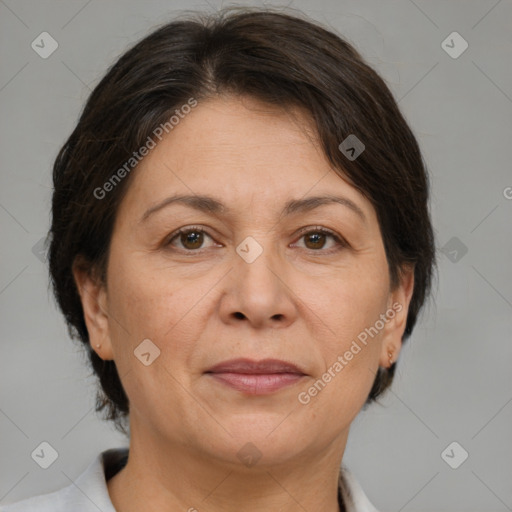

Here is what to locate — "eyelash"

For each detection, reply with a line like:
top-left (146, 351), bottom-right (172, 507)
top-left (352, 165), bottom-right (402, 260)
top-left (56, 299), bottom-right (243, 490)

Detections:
top-left (164, 225), bottom-right (348, 254)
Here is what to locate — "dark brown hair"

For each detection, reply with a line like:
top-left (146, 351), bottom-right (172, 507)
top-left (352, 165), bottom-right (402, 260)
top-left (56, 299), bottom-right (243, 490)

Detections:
top-left (48, 6), bottom-right (436, 435)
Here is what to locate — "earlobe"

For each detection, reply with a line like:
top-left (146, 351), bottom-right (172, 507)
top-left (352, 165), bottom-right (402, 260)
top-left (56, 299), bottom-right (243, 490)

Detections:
top-left (72, 257), bottom-right (114, 360)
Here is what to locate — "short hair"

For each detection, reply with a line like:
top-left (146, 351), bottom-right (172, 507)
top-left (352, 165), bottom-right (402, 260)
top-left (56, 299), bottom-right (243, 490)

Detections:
top-left (48, 6), bottom-right (436, 435)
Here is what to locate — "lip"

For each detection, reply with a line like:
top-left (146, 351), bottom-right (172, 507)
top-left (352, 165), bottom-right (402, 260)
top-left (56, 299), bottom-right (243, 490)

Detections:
top-left (206, 358), bottom-right (305, 374)
top-left (205, 358), bottom-right (307, 395)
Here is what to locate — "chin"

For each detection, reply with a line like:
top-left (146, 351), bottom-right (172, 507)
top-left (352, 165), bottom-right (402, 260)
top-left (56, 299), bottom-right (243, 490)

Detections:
top-left (194, 414), bottom-right (314, 468)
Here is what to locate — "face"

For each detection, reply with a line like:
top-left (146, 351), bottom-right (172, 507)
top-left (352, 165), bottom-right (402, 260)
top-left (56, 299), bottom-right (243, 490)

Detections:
top-left (75, 95), bottom-right (414, 466)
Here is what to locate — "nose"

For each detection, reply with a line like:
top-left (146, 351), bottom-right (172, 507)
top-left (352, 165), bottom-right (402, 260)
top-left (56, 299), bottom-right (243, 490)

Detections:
top-left (218, 238), bottom-right (299, 329)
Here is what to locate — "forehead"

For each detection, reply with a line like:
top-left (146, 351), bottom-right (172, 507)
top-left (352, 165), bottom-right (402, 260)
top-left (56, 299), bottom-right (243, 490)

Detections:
top-left (151, 96), bottom-right (326, 174)
top-left (117, 95), bottom-right (375, 223)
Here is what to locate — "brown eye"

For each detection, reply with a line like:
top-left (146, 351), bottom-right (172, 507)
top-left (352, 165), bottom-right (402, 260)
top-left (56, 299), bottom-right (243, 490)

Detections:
top-left (166, 226), bottom-right (216, 252)
top-left (303, 232), bottom-right (328, 250)
top-left (180, 230), bottom-right (204, 250)
top-left (294, 227), bottom-right (348, 253)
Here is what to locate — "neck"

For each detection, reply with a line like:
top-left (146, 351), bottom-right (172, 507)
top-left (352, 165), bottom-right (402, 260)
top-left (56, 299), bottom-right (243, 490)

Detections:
top-left (107, 423), bottom-right (348, 512)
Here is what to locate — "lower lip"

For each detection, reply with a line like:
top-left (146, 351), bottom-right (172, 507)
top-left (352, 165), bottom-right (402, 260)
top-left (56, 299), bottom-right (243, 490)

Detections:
top-left (207, 372), bottom-right (305, 394)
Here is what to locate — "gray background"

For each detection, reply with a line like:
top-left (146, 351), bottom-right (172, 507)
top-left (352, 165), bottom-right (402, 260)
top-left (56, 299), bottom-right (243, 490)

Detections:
top-left (1, 0), bottom-right (511, 510)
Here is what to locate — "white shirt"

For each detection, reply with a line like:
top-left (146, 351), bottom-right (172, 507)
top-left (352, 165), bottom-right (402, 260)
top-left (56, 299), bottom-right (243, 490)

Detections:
top-left (0, 448), bottom-right (379, 512)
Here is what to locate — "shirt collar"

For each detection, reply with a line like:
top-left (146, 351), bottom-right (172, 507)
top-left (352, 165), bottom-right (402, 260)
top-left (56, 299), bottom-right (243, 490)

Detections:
top-left (338, 464), bottom-right (380, 512)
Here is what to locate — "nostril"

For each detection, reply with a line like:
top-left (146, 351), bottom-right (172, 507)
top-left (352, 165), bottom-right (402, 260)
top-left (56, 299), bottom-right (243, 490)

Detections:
top-left (233, 312), bottom-right (245, 319)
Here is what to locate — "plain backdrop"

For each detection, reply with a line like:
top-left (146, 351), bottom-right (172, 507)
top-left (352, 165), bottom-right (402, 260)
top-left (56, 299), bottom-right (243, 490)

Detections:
top-left (1, 1), bottom-right (511, 510)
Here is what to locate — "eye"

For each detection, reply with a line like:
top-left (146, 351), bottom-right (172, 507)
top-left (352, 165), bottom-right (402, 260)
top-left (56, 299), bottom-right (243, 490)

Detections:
top-left (165, 226), bottom-right (217, 252)
top-left (293, 226), bottom-right (348, 252)
top-left (164, 225), bottom-right (348, 254)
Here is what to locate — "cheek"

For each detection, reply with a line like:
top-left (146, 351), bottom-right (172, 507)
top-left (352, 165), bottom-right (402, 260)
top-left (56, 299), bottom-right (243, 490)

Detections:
top-left (103, 256), bottom-right (209, 420)
top-left (294, 262), bottom-right (388, 417)
top-left (297, 287), bottom-right (386, 428)
top-left (309, 260), bottom-right (389, 353)
top-left (105, 254), bottom-right (213, 370)
top-left (108, 250), bottom-right (177, 329)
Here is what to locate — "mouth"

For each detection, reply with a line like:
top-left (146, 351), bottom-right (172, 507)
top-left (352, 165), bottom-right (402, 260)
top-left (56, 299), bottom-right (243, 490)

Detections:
top-left (205, 358), bottom-right (307, 395)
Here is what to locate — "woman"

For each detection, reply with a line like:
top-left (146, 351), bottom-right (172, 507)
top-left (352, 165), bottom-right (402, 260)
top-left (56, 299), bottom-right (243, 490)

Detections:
top-left (2, 6), bottom-right (436, 512)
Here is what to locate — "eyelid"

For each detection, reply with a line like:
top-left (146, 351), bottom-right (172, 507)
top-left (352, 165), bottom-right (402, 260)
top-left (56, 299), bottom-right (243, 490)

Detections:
top-left (164, 225), bottom-right (218, 248)
top-left (292, 225), bottom-right (349, 250)
top-left (165, 224), bottom-right (349, 254)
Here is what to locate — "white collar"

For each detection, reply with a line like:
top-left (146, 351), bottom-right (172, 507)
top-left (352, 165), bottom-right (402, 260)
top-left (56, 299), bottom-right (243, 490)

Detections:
top-left (339, 463), bottom-right (380, 512)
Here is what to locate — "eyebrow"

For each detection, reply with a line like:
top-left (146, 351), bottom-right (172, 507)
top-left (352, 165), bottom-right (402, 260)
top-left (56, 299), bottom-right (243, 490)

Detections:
top-left (139, 193), bottom-right (366, 224)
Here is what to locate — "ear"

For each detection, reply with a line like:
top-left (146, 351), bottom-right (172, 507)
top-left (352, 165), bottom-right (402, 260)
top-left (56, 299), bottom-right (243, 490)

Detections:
top-left (72, 256), bottom-right (114, 361)
top-left (379, 264), bottom-right (415, 368)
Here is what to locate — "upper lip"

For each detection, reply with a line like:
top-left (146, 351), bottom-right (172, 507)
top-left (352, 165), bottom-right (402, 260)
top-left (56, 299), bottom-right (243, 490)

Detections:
top-left (206, 358), bottom-right (306, 375)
